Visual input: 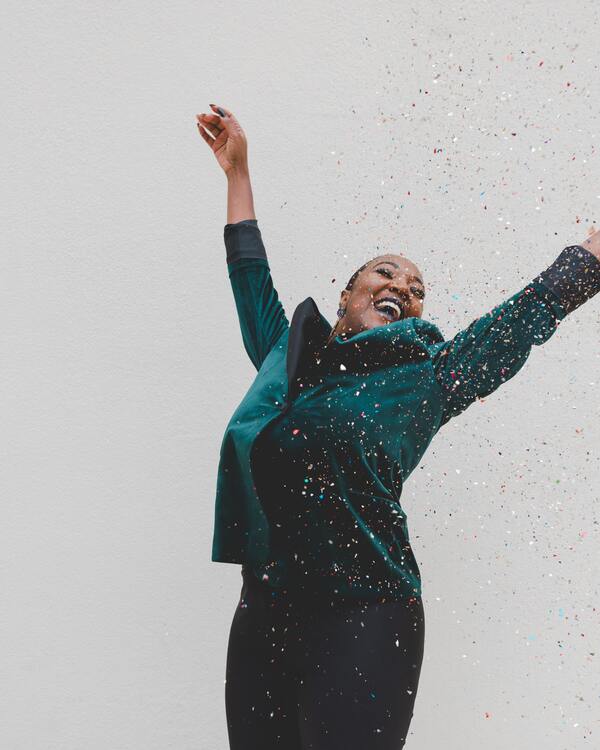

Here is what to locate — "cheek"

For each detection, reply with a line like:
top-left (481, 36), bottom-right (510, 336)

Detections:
top-left (350, 292), bottom-right (375, 312)
top-left (405, 298), bottom-right (424, 318)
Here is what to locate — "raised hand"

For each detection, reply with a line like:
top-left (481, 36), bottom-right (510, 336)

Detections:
top-left (196, 104), bottom-right (249, 176)
top-left (581, 224), bottom-right (600, 262)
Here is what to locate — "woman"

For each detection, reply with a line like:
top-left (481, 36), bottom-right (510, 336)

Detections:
top-left (196, 104), bottom-right (600, 749)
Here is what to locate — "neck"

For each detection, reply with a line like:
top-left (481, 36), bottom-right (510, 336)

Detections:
top-left (327, 324), bottom-right (352, 346)
top-left (326, 324), bottom-right (341, 345)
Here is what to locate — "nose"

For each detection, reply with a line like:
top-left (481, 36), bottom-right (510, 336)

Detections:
top-left (387, 279), bottom-right (411, 302)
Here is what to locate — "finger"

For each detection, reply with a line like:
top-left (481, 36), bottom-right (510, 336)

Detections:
top-left (209, 103), bottom-right (239, 131)
top-left (197, 114), bottom-right (223, 137)
top-left (197, 122), bottom-right (216, 148)
top-left (197, 112), bottom-right (223, 128)
top-left (209, 103), bottom-right (231, 118)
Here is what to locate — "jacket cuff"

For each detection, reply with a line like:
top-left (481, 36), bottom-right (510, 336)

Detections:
top-left (224, 219), bottom-right (267, 264)
top-left (532, 245), bottom-right (600, 315)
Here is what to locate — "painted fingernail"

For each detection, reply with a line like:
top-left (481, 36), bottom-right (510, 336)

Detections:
top-left (216, 106), bottom-right (225, 117)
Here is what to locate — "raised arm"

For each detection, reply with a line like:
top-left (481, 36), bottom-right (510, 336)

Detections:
top-left (429, 237), bottom-right (600, 428)
top-left (196, 103), bottom-right (289, 371)
top-left (225, 218), bottom-right (289, 370)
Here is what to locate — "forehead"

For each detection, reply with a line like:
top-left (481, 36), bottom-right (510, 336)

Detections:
top-left (368, 254), bottom-right (423, 280)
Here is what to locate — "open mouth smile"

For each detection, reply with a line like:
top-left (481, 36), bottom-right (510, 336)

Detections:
top-left (372, 296), bottom-right (403, 322)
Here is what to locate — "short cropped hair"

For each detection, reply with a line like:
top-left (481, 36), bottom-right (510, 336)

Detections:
top-left (344, 258), bottom-right (374, 291)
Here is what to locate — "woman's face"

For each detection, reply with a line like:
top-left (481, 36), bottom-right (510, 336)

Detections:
top-left (333, 254), bottom-right (426, 340)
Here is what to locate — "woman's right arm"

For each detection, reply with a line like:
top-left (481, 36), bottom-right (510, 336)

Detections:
top-left (197, 104), bottom-right (289, 371)
top-left (224, 214), bottom-right (290, 372)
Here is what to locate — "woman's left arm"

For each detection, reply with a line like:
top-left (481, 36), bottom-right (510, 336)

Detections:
top-left (430, 233), bottom-right (600, 427)
top-left (580, 228), bottom-right (600, 265)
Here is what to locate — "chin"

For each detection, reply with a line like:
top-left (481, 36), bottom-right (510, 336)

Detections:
top-left (367, 312), bottom-right (400, 328)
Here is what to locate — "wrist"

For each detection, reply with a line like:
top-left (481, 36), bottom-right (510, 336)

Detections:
top-left (580, 229), bottom-right (600, 262)
top-left (226, 166), bottom-right (255, 224)
top-left (226, 165), bottom-right (250, 182)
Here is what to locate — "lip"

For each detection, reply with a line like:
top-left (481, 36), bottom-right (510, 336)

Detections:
top-left (372, 299), bottom-right (403, 322)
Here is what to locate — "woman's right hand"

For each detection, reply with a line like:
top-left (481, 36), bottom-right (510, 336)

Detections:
top-left (196, 104), bottom-right (249, 176)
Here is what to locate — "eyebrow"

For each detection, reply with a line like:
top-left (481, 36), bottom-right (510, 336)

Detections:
top-left (373, 261), bottom-right (424, 287)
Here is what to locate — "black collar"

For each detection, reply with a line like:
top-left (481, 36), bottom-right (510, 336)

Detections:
top-left (286, 297), bottom-right (331, 402)
top-left (284, 296), bottom-right (442, 403)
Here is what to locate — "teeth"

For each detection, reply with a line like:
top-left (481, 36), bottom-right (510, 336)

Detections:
top-left (374, 299), bottom-right (402, 320)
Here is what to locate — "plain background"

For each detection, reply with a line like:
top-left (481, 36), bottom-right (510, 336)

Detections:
top-left (2, 1), bottom-right (599, 748)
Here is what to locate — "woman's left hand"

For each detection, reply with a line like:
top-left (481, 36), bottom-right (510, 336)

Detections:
top-left (581, 225), bottom-right (600, 261)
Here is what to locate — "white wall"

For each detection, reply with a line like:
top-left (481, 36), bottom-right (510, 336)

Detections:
top-left (3, 1), bottom-right (599, 748)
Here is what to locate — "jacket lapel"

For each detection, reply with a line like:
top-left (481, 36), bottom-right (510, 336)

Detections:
top-left (283, 296), bottom-right (445, 404)
top-left (286, 297), bottom-right (332, 403)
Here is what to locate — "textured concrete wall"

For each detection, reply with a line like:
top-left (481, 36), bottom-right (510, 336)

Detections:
top-left (3, 1), bottom-right (599, 748)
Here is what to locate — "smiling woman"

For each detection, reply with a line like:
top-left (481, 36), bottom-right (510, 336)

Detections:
top-left (196, 103), bottom-right (600, 750)
top-left (326, 253), bottom-right (427, 343)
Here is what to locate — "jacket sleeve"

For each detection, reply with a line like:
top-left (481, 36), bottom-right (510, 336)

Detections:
top-left (224, 219), bottom-right (290, 371)
top-left (430, 244), bottom-right (600, 427)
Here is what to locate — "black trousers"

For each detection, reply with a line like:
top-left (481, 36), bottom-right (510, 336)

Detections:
top-left (225, 566), bottom-right (425, 749)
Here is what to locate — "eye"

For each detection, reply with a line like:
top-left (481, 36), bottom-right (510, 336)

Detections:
top-left (375, 268), bottom-right (426, 300)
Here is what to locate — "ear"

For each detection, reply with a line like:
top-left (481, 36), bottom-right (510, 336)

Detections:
top-left (339, 289), bottom-right (350, 308)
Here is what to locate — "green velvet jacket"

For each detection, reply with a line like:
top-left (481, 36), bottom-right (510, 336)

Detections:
top-left (211, 219), bottom-right (600, 600)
